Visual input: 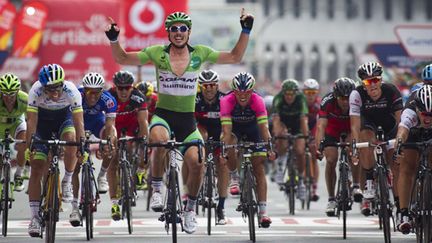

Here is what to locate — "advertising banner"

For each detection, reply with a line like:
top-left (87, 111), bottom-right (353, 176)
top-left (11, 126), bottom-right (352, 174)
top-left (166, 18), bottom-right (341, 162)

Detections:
top-left (124, 0), bottom-right (188, 51)
top-left (36, 0), bottom-right (121, 83)
top-left (12, 1), bottom-right (48, 57)
top-left (395, 25), bottom-right (432, 58)
top-left (0, 1), bottom-right (16, 50)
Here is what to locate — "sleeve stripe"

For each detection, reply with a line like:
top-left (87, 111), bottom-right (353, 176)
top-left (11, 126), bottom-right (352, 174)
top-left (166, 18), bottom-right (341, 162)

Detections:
top-left (27, 107), bottom-right (38, 113)
top-left (72, 107), bottom-right (83, 113)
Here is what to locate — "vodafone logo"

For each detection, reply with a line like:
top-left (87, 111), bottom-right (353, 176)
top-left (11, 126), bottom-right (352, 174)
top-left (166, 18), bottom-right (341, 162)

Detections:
top-left (129, 1), bottom-right (165, 34)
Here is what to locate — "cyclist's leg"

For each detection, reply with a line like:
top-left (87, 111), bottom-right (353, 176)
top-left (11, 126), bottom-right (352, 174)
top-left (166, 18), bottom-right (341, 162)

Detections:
top-left (358, 126), bottom-right (376, 216)
top-left (295, 136), bottom-right (307, 199)
top-left (223, 130), bottom-right (240, 195)
top-left (13, 121), bottom-right (27, 191)
top-left (308, 137), bottom-right (320, 200)
top-left (323, 135), bottom-right (338, 198)
top-left (60, 119), bottom-right (77, 203)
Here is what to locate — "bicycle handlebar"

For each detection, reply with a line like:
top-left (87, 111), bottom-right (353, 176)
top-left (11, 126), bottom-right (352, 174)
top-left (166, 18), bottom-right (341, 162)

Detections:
top-left (354, 139), bottom-right (396, 149)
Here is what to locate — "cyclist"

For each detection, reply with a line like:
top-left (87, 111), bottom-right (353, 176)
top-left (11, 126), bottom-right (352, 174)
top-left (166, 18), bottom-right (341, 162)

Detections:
top-left (108, 70), bottom-right (148, 221)
top-left (272, 79), bottom-right (309, 200)
top-left (315, 77), bottom-right (362, 216)
top-left (0, 73), bottom-right (28, 192)
top-left (394, 65), bottom-right (432, 234)
top-left (135, 81), bottom-right (158, 122)
top-left (106, 9), bottom-right (254, 234)
top-left (349, 62), bottom-right (403, 216)
top-left (26, 64), bottom-right (85, 237)
top-left (193, 69), bottom-right (228, 224)
top-left (302, 78), bottom-right (321, 201)
top-left (69, 72), bottom-right (117, 226)
top-left (221, 72), bottom-right (274, 228)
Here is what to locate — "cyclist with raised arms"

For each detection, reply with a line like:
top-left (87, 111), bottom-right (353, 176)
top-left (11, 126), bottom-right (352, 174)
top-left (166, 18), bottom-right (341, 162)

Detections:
top-left (272, 79), bottom-right (309, 201)
top-left (26, 64), bottom-right (85, 237)
top-left (302, 78), bottom-right (321, 201)
top-left (69, 72), bottom-right (117, 226)
top-left (394, 65), bottom-right (432, 234)
top-left (105, 9), bottom-right (254, 234)
top-left (108, 70), bottom-right (148, 220)
top-left (315, 77), bottom-right (362, 216)
top-left (193, 69), bottom-right (228, 224)
top-left (221, 72), bottom-right (274, 228)
top-left (0, 73), bottom-right (28, 192)
top-left (349, 62), bottom-right (403, 216)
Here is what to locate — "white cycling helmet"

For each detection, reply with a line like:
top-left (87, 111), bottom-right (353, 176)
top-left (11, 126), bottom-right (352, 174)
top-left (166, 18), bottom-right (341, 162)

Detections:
top-left (198, 69), bottom-right (219, 84)
top-left (303, 78), bottom-right (319, 90)
top-left (82, 72), bottom-right (105, 89)
top-left (416, 84), bottom-right (432, 113)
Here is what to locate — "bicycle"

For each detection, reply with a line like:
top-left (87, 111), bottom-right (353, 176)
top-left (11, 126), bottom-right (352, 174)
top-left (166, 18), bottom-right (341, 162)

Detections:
top-left (222, 140), bottom-right (272, 243)
top-left (274, 134), bottom-right (308, 215)
top-left (396, 133), bottom-right (432, 242)
top-left (0, 129), bottom-right (25, 237)
top-left (319, 133), bottom-right (352, 239)
top-left (117, 134), bottom-right (146, 234)
top-left (197, 138), bottom-right (222, 235)
top-left (302, 136), bottom-right (314, 210)
top-left (77, 131), bottom-right (111, 240)
top-left (30, 134), bottom-right (81, 243)
top-left (354, 127), bottom-right (396, 243)
top-left (146, 139), bottom-right (202, 243)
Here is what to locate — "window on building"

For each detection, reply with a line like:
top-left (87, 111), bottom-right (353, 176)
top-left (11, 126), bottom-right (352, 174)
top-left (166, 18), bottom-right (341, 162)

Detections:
top-left (294, 45), bottom-right (304, 81)
top-left (279, 44), bottom-right (288, 81)
top-left (278, 0), bottom-right (285, 17)
top-left (264, 44), bottom-right (273, 83)
top-left (346, 0), bottom-right (358, 19)
top-left (328, 0), bottom-right (335, 19)
top-left (226, 0), bottom-right (257, 2)
top-left (384, 0), bottom-right (392, 20)
top-left (311, 0), bottom-right (317, 18)
top-left (263, 0), bottom-right (270, 17)
top-left (426, 0), bottom-right (432, 20)
top-left (405, 0), bottom-right (413, 20)
top-left (294, 0), bottom-right (301, 18)
top-left (327, 45), bottom-right (338, 84)
top-left (365, 0), bottom-right (372, 19)
top-left (310, 45), bottom-right (321, 81)
top-left (345, 45), bottom-right (356, 77)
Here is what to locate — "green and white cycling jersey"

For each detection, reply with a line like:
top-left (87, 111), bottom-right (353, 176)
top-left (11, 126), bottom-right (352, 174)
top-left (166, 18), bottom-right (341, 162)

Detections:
top-left (138, 44), bottom-right (220, 112)
top-left (0, 91), bottom-right (28, 138)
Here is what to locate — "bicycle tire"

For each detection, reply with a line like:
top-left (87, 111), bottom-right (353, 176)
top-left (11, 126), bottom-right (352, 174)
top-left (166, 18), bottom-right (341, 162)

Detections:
top-left (169, 168), bottom-right (178, 243)
top-left (378, 169), bottom-right (391, 243)
top-left (304, 152), bottom-right (312, 210)
top-left (421, 172), bottom-right (432, 243)
top-left (45, 169), bottom-right (59, 243)
top-left (288, 159), bottom-right (296, 215)
top-left (206, 164), bottom-right (213, 235)
top-left (122, 164), bottom-right (133, 234)
top-left (83, 165), bottom-right (92, 241)
top-left (340, 163), bottom-right (349, 239)
top-left (1, 163), bottom-right (10, 237)
top-left (246, 168), bottom-right (256, 242)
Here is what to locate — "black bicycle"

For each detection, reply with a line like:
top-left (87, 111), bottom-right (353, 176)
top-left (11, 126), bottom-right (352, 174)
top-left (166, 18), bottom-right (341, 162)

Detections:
top-left (0, 129), bottom-right (25, 237)
top-left (77, 132), bottom-right (111, 240)
top-left (146, 139), bottom-right (202, 243)
top-left (354, 127), bottom-right (396, 243)
top-left (30, 134), bottom-right (81, 243)
top-left (396, 134), bottom-right (432, 243)
top-left (117, 135), bottom-right (145, 234)
top-left (302, 136), bottom-right (314, 210)
top-left (198, 138), bottom-right (222, 235)
top-left (320, 133), bottom-right (352, 239)
top-left (274, 134), bottom-right (308, 215)
top-left (223, 140), bottom-right (271, 243)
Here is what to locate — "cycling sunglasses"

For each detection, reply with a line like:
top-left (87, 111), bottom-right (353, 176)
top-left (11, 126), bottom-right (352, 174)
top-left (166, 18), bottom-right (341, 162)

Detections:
top-left (303, 89), bottom-right (319, 95)
top-left (362, 77), bottom-right (382, 86)
top-left (234, 90), bottom-right (253, 95)
top-left (337, 96), bottom-right (349, 101)
top-left (169, 25), bottom-right (189, 33)
top-left (420, 111), bottom-right (432, 117)
top-left (1, 90), bottom-right (18, 96)
top-left (117, 86), bottom-right (132, 91)
top-left (85, 88), bottom-right (103, 95)
top-left (44, 83), bottom-right (63, 93)
top-left (201, 83), bottom-right (217, 89)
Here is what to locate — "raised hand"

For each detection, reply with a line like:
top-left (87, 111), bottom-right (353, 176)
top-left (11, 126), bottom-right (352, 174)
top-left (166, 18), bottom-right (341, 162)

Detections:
top-left (105, 17), bottom-right (120, 42)
top-left (240, 8), bottom-right (254, 34)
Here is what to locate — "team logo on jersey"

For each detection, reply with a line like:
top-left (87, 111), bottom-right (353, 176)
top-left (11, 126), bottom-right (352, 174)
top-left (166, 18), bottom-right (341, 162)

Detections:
top-left (106, 99), bottom-right (115, 109)
top-left (190, 56), bottom-right (201, 69)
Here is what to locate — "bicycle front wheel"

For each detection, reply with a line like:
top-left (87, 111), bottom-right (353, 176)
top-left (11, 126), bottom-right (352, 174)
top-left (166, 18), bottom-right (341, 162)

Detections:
top-left (206, 164), bottom-right (213, 235)
top-left (168, 168), bottom-right (178, 243)
top-left (82, 165), bottom-right (93, 240)
top-left (45, 169), bottom-right (60, 243)
top-left (121, 164), bottom-right (133, 234)
top-left (340, 163), bottom-right (350, 239)
top-left (1, 163), bottom-right (10, 237)
top-left (378, 170), bottom-right (391, 243)
top-left (421, 172), bottom-right (432, 243)
top-left (245, 168), bottom-right (256, 242)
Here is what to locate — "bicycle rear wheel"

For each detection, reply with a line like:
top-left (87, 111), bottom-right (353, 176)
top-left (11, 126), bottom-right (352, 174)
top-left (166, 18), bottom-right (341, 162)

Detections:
top-left (378, 170), bottom-right (391, 243)
top-left (421, 172), bottom-right (432, 243)
top-left (45, 169), bottom-right (59, 243)
top-left (1, 163), bottom-right (10, 237)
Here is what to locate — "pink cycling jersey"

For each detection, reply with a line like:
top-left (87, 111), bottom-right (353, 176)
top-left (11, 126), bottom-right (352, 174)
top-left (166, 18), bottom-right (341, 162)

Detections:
top-left (220, 92), bottom-right (268, 125)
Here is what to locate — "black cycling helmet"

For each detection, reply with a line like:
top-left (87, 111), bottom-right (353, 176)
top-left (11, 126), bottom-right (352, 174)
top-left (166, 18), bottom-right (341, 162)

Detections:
top-left (357, 62), bottom-right (383, 80)
top-left (113, 70), bottom-right (134, 86)
top-left (333, 77), bottom-right (356, 97)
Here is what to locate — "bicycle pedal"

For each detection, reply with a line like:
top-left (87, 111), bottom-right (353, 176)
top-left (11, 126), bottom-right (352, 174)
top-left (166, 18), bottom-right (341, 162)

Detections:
top-left (158, 214), bottom-right (165, 222)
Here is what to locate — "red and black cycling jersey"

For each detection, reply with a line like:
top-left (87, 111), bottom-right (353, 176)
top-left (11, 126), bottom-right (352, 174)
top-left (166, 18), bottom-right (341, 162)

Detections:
top-left (307, 97), bottom-right (320, 131)
top-left (109, 88), bottom-right (147, 136)
top-left (349, 83), bottom-right (403, 133)
top-left (319, 92), bottom-right (350, 138)
top-left (195, 91), bottom-right (225, 135)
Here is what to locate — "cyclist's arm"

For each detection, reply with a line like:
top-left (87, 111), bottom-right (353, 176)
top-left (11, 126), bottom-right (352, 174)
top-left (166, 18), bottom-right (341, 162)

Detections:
top-left (137, 109), bottom-right (149, 138)
top-left (350, 115), bottom-right (361, 142)
top-left (300, 115), bottom-right (309, 137)
top-left (258, 122), bottom-right (271, 142)
top-left (394, 110), bottom-right (402, 125)
top-left (221, 123), bottom-right (233, 144)
top-left (103, 117), bottom-right (116, 138)
top-left (72, 111), bottom-right (85, 142)
top-left (26, 111), bottom-right (37, 148)
top-left (396, 108), bottom-right (417, 143)
top-left (315, 117), bottom-right (328, 148)
top-left (272, 114), bottom-right (283, 135)
top-left (216, 34), bottom-right (249, 64)
top-left (110, 42), bottom-right (142, 66)
top-left (349, 90), bottom-right (361, 142)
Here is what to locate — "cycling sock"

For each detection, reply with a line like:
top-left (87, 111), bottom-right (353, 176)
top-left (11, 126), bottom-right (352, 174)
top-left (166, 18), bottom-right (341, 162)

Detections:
top-left (365, 180), bottom-right (373, 191)
top-left (137, 167), bottom-right (146, 173)
top-left (151, 177), bottom-right (163, 192)
top-left (63, 170), bottom-right (73, 184)
top-left (258, 201), bottom-right (267, 215)
top-left (98, 166), bottom-right (108, 178)
top-left (30, 200), bottom-right (40, 218)
top-left (72, 198), bottom-right (79, 209)
top-left (15, 166), bottom-right (24, 177)
top-left (217, 197), bottom-right (226, 210)
top-left (186, 195), bottom-right (197, 212)
top-left (182, 184), bottom-right (189, 195)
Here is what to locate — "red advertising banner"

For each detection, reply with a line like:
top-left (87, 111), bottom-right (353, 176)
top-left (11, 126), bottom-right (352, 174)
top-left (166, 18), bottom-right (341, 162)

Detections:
top-left (0, 1), bottom-right (16, 50)
top-left (12, 1), bottom-right (48, 57)
top-left (34, 0), bottom-right (121, 83)
top-left (124, 0), bottom-right (188, 51)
